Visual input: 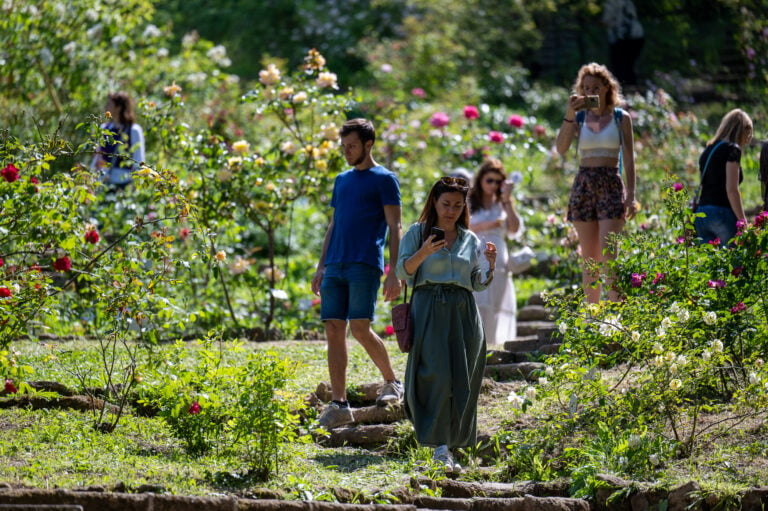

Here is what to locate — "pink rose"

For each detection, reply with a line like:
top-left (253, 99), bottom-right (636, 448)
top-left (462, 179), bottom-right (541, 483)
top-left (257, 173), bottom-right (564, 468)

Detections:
top-left (189, 401), bottom-right (201, 415)
top-left (673, 183), bottom-right (683, 192)
top-left (533, 124), bottom-right (546, 137)
top-left (488, 131), bottom-right (504, 143)
top-left (463, 105), bottom-right (479, 120)
top-left (430, 112), bottom-right (450, 128)
top-left (411, 88), bottom-right (426, 98)
top-left (384, 325), bottom-right (395, 336)
top-left (508, 114), bottom-right (524, 128)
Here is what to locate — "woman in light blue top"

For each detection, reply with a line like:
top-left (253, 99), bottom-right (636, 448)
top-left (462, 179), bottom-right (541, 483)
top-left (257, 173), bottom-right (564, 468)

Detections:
top-left (396, 176), bottom-right (496, 473)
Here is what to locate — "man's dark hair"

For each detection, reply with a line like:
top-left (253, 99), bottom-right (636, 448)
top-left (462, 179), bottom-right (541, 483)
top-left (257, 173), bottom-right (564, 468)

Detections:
top-left (340, 118), bottom-right (375, 144)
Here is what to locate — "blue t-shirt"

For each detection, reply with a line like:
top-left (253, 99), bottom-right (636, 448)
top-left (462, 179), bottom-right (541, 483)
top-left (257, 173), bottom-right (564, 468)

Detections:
top-left (325, 165), bottom-right (401, 272)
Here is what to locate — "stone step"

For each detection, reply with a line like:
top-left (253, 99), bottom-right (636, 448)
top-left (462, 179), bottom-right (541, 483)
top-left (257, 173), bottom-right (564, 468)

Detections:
top-left (317, 424), bottom-right (398, 448)
top-left (527, 292), bottom-right (546, 306)
top-left (315, 381), bottom-right (383, 406)
top-left (484, 362), bottom-right (545, 381)
top-left (413, 476), bottom-right (570, 499)
top-left (516, 321), bottom-right (555, 337)
top-left (516, 305), bottom-right (553, 322)
top-left (503, 336), bottom-right (548, 353)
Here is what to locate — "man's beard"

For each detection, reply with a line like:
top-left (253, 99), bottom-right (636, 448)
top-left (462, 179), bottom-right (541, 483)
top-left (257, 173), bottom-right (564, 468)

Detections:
top-left (350, 151), bottom-right (367, 166)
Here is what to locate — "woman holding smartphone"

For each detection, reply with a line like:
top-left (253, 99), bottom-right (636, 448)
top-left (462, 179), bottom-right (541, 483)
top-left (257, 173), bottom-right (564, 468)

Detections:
top-left (555, 62), bottom-right (637, 303)
top-left (396, 176), bottom-right (497, 473)
top-left (468, 158), bottom-right (523, 344)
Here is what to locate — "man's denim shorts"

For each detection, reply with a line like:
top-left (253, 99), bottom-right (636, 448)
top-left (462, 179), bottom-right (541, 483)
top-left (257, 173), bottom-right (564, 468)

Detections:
top-left (320, 263), bottom-right (381, 321)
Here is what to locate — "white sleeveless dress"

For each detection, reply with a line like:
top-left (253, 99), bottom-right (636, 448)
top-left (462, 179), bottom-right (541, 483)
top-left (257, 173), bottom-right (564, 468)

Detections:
top-left (470, 203), bottom-right (520, 345)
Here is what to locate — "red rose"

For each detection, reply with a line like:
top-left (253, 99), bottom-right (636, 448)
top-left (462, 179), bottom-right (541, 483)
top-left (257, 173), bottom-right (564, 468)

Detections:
top-left (508, 114), bottom-right (524, 128)
top-left (53, 256), bottom-right (72, 272)
top-left (84, 230), bottom-right (100, 244)
top-left (384, 325), bottom-right (395, 336)
top-left (0, 257), bottom-right (3, 267)
top-left (188, 401), bottom-right (201, 414)
top-left (533, 124), bottom-right (546, 137)
top-left (0, 287), bottom-right (11, 298)
top-left (179, 228), bottom-right (191, 240)
top-left (2, 163), bottom-right (19, 183)
top-left (463, 105), bottom-right (479, 120)
top-left (4, 379), bottom-right (17, 394)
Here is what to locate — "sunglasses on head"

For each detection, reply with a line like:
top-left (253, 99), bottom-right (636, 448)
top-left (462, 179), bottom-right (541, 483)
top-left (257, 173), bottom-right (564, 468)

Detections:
top-left (484, 178), bottom-right (503, 185)
top-left (439, 176), bottom-right (468, 187)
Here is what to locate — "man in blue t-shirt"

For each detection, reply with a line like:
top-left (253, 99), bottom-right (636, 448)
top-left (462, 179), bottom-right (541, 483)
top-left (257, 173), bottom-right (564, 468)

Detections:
top-left (311, 118), bottom-right (404, 429)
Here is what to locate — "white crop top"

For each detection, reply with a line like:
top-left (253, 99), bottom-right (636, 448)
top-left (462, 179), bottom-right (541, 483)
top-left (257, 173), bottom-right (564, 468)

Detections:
top-left (579, 119), bottom-right (621, 159)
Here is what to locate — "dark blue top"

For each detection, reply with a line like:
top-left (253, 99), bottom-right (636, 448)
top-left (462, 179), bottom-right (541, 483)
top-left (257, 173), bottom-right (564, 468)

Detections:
top-left (326, 165), bottom-right (401, 272)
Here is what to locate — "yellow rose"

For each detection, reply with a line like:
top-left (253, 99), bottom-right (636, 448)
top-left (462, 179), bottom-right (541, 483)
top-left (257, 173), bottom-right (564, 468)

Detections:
top-left (163, 81), bottom-right (182, 97)
top-left (259, 63), bottom-right (281, 86)
top-left (278, 86), bottom-right (294, 100)
top-left (316, 71), bottom-right (337, 89)
top-left (316, 160), bottom-right (328, 171)
top-left (232, 140), bottom-right (250, 154)
top-left (215, 250), bottom-right (227, 262)
top-left (292, 91), bottom-right (308, 104)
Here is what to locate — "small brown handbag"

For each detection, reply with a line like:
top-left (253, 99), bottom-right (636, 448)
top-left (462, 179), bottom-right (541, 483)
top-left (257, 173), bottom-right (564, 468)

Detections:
top-left (391, 284), bottom-right (413, 353)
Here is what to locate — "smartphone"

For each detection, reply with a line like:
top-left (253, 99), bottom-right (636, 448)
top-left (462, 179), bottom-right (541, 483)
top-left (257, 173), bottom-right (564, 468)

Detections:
top-left (583, 95), bottom-right (600, 109)
top-left (430, 227), bottom-right (445, 242)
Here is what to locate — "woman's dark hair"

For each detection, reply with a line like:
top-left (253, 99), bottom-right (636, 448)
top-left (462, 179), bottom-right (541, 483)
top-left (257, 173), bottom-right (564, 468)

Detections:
top-left (108, 91), bottom-right (135, 126)
top-left (340, 118), bottom-right (375, 144)
top-left (418, 177), bottom-right (470, 235)
top-left (468, 158), bottom-right (506, 214)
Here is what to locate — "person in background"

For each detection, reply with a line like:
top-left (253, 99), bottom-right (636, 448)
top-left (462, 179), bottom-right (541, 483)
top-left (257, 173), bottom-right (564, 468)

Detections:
top-left (602, 0), bottom-right (644, 87)
top-left (91, 92), bottom-right (145, 190)
top-left (396, 176), bottom-right (496, 473)
top-left (311, 118), bottom-right (404, 430)
top-left (468, 158), bottom-right (523, 344)
top-left (694, 109), bottom-right (753, 246)
top-left (555, 63), bottom-right (637, 303)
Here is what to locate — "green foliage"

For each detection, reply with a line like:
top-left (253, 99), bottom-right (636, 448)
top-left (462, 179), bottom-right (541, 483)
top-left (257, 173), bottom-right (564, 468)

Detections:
top-left (139, 333), bottom-right (305, 479)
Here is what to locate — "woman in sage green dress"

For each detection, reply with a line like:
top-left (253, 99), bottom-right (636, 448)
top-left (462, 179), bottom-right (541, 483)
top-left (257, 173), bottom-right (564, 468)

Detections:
top-left (396, 176), bottom-right (497, 473)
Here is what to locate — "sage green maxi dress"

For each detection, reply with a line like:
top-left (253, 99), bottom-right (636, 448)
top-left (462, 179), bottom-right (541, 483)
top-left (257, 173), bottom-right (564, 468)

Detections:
top-left (396, 222), bottom-right (491, 448)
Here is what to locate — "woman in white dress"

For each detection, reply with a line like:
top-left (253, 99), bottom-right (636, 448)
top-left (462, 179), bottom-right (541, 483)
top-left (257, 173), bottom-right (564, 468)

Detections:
top-left (468, 158), bottom-right (523, 344)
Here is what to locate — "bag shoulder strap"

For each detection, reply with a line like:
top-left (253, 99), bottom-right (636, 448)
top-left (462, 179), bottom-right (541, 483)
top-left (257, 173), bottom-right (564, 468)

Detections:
top-left (402, 224), bottom-right (424, 304)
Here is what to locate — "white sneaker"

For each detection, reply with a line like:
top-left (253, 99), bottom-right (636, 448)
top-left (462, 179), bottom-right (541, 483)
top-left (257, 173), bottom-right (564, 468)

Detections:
top-left (376, 380), bottom-right (404, 407)
top-left (432, 444), bottom-right (454, 473)
top-left (318, 401), bottom-right (354, 429)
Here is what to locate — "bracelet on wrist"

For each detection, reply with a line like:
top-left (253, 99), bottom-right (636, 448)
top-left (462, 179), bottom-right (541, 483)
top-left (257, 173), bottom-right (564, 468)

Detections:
top-left (563, 117), bottom-right (574, 123)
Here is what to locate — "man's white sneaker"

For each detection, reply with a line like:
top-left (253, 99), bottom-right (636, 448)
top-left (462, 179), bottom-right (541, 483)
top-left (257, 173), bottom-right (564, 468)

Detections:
top-left (318, 401), bottom-right (354, 429)
top-left (376, 380), bottom-right (404, 407)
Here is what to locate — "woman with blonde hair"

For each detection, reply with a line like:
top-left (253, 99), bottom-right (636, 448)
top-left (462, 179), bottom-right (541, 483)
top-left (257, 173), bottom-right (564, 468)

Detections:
top-left (555, 62), bottom-right (637, 303)
top-left (468, 158), bottom-right (523, 343)
top-left (694, 109), bottom-right (753, 245)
